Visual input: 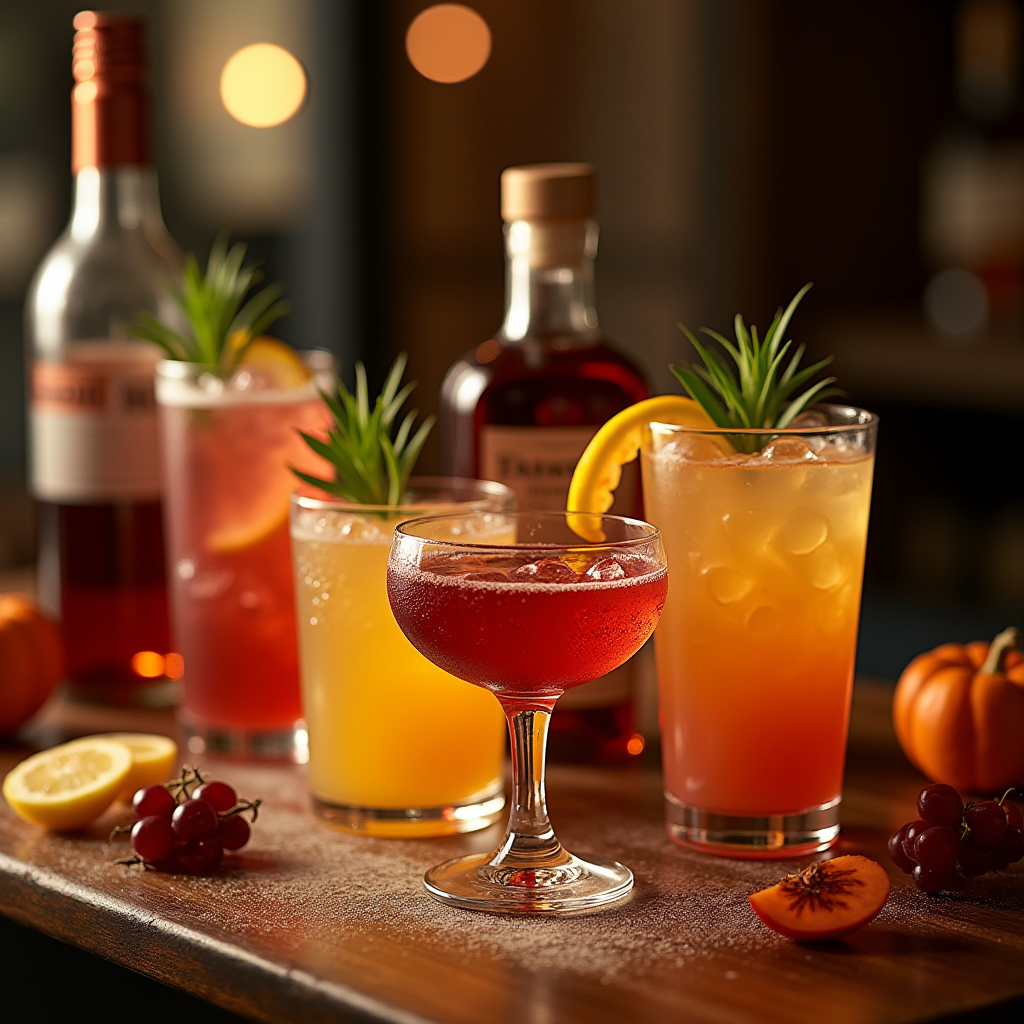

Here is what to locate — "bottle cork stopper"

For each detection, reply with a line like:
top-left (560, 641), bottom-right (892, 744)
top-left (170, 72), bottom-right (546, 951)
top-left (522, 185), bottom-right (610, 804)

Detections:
top-left (501, 163), bottom-right (595, 222)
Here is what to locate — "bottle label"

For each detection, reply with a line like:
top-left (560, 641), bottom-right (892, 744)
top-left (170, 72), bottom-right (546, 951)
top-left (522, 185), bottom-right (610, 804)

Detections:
top-left (479, 425), bottom-right (597, 512)
top-left (479, 423), bottom-right (640, 715)
top-left (30, 341), bottom-right (163, 503)
top-left (478, 424), bottom-right (638, 515)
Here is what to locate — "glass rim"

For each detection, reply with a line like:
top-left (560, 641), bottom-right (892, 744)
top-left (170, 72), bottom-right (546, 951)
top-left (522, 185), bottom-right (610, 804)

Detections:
top-left (291, 476), bottom-right (515, 515)
top-left (392, 510), bottom-right (662, 552)
top-left (648, 402), bottom-right (878, 437)
top-left (155, 348), bottom-right (334, 377)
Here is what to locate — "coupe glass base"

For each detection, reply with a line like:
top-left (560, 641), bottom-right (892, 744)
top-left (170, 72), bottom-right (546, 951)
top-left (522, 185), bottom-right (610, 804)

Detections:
top-left (423, 851), bottom-right (633, 913)
top-left (664, 794), bottom-right (840, 859)
top-left (181, 717), bottom-right (309, 763)
top-left (311, 783), bottom-right (505, 837)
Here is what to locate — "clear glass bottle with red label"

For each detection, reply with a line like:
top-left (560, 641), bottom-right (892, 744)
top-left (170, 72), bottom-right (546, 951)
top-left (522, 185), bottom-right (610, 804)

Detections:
top-left (440, 163), bottom-right (649, 762)
top-left (25, 13), bottom-right (183, 704)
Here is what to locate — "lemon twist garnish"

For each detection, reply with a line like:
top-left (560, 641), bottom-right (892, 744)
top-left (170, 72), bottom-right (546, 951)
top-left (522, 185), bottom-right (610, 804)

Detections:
top-left (566, 395), bottom-right (714, 540)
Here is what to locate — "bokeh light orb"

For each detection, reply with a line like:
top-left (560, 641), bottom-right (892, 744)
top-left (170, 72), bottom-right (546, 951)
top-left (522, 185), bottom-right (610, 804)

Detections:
top-left (406, 4), bottom-right (491, 83)
top-left (220, 43), bottom-right (307, 128)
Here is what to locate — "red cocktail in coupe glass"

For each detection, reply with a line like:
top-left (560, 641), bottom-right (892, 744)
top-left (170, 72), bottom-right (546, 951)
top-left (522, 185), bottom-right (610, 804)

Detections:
top-left (387, 511), bottom-right (667, 913)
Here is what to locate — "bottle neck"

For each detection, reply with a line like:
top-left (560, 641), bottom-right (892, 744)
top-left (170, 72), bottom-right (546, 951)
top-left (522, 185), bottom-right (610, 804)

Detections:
top-left (70, 166), bottom-right (169, 242)
top-left (500, 219), bottom-right (600, 342)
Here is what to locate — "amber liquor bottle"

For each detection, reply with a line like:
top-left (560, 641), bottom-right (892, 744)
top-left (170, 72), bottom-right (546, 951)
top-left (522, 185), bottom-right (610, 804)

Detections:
top-left (440, 163), bottom-right (648, 762)
top-left (25, 13), bottom-right (182, 704)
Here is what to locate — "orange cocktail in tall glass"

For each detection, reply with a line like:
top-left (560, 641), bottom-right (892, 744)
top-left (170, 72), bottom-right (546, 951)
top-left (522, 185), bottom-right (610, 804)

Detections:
top-left (641, 405), bottom-right (877, 856)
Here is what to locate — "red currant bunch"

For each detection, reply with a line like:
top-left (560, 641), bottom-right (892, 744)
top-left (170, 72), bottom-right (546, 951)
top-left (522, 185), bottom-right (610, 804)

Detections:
top-left (888, 783), bottom-right (1023, 894)
top-left (113, 766), bottom-right (261, 874)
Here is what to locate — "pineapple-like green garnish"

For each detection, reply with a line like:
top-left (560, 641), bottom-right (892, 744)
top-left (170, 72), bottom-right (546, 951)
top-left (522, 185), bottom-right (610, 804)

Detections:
top-left (671, 284), bottom-right (841, 452)
top-left (130, 234), bottom-right (289, 369)
top-left (292, 354), bottom-right (435, 507)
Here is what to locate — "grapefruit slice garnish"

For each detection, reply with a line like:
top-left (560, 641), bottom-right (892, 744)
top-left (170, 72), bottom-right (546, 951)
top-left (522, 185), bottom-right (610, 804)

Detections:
top-left (205, 502), bottom-right (290, 555)
top-left (203, 338), bottom-right (308, 554)
top-left (748, 855), bottom-right (891, 942)
top-left (566, 395), bottom-right (714, 540)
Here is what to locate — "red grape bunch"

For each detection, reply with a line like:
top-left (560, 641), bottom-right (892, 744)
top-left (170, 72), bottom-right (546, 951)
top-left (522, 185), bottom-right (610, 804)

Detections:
top-left (112, 765), bottom-right (261, 874)
top-left (888, 783), bottom-right (1023, 893)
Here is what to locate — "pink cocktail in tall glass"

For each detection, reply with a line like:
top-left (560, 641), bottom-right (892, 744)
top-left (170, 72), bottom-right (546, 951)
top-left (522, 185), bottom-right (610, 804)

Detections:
top-left (387, 511), bottom-right (667, 913)
top-left (156, 355), bottom-right (330, 759)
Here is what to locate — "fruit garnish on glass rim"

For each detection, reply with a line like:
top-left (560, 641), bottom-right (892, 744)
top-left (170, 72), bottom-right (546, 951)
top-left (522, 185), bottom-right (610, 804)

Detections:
top-left (129, 232), bottom-right (292, 372)
top-left (292, 352), bottom-right (434, 506)
top-left (671, 283), bottom-right (841, 453)
top-left (566, 285), bottom-right (841, 539)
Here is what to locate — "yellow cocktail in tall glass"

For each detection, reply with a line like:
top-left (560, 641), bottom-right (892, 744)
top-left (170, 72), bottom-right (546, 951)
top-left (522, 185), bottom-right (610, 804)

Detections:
top-left (290, 479), bottom-right (513, 836)
top-left (641, 406), bottom-right (877, 856)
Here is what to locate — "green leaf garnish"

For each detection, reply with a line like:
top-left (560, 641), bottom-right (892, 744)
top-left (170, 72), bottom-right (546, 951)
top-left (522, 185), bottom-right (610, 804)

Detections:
top-left (129, 232), bottom-right (289, 370)
top-left (670, 284), bottom-right (842, 452)
top-left (292, 353), bottom-right (435, 506)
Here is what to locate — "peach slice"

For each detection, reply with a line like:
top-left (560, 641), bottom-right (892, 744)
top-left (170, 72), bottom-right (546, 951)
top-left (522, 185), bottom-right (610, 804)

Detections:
top-left (749, 855), bottom-right (891, 941)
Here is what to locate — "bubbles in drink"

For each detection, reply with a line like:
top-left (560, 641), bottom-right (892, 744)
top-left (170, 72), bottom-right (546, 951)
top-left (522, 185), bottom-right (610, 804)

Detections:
top-left (777, 507), bottom-right (829, 555)
top-left (706, 566), bottom-right (754, 605)
top-left (292, 509), bottom-right (387, 544)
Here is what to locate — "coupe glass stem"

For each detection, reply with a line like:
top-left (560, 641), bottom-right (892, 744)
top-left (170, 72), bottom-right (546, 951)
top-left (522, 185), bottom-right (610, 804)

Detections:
top-left (484, 696), bottom-right (576, 883)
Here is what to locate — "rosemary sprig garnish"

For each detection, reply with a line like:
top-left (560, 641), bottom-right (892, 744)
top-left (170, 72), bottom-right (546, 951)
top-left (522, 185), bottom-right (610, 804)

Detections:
top-left (671, 284), bottom-right (841, 453)
top-left (292, 353), bottom-right (434, 506)
top-left (129, 233), bottom-right (289, 370)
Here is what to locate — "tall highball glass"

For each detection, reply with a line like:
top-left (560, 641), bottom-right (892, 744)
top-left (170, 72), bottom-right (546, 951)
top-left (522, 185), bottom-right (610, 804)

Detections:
top-left (156, 353), bottom-right (333, 760)
top-left (640, 404), bottom-right (877, 856)
top-left (290, 478), bottom-right (514, 836)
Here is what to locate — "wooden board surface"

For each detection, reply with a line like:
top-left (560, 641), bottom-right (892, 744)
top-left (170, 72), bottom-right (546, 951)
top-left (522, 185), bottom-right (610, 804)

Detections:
top-left (2, 681), bottom-right (1023, 1024)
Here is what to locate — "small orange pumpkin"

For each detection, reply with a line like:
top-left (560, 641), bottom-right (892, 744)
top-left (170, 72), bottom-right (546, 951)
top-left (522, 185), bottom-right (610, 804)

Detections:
top-left (893, 627), bottom-right (1024, 794)
top-left (0, 594), bottom-right (63, 734)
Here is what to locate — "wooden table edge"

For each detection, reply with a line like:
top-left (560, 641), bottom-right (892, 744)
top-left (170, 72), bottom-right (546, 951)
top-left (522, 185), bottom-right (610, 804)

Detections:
top-left (0, 851), bottom-right (435, 1024)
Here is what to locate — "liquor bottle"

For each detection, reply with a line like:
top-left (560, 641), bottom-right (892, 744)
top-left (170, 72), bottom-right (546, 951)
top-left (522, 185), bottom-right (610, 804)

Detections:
top-left (25, 12), bottom-right (182, 704)
top-left (440, 163), bottom-right (649, 762)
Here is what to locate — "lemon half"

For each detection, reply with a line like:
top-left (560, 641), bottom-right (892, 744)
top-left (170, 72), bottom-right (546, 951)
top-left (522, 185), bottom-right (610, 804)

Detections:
top-left (566, 395), bottom-right (713, 539)
top-left (3, 739), bottom-right (133, 831)
top-left (77, 733), bottom-right (178, 801)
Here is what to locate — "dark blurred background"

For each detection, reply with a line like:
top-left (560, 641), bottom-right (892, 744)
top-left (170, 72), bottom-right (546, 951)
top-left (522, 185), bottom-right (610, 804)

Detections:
top-left (1, 0), bottom-right (1022, 678)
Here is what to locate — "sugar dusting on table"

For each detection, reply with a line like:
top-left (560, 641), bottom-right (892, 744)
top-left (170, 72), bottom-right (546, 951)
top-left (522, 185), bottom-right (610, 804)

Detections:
top-left (19, 762), bottom-right (1024, 984)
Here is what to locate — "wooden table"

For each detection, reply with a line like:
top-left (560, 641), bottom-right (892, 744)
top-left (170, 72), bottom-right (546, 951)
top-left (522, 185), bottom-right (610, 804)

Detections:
top-left (2, 682), bottom-right (1022, 1024)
